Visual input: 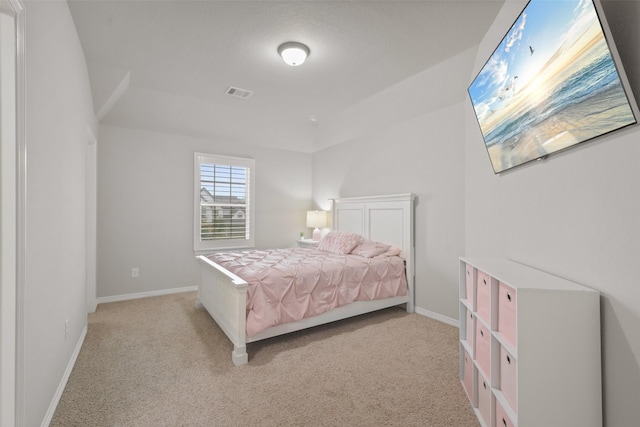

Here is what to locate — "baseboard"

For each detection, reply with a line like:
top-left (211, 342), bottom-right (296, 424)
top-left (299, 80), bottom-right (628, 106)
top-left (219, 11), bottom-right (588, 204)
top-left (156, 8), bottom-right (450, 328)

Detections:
top-left (96, 286), bottom-right (197, 305)
top-left (41, 324), bottom-right (87, 427)
top-left (415, 306), bottom-right (459, 328)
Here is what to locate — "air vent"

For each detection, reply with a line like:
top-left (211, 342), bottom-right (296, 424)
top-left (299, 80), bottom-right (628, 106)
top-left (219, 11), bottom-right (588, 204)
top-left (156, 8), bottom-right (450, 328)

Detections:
top-left (225, 86), bottom-right (253, 99)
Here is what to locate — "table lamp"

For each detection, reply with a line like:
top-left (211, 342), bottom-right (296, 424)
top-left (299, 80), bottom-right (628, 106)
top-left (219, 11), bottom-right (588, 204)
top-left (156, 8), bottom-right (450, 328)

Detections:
top-left (306, 210), bottom-right (327, 241)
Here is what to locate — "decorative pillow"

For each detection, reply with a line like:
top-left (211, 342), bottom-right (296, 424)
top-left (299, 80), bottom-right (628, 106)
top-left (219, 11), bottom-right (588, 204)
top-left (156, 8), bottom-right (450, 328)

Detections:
top-left (375, 246), bottom-right (402, 258)
top-left (350, 240), bottom-right (391, 258)
top-left (317, 231), bottom-right (362, 255)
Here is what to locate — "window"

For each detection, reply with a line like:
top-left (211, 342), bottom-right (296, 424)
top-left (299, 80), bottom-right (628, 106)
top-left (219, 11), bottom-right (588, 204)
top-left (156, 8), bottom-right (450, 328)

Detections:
top-left (194, 153), bottom-right (255, 253)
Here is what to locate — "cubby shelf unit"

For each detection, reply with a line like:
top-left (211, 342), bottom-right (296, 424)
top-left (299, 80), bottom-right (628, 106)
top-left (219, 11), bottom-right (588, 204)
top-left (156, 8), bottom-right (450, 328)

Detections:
top-left (459, 257), bottom-right (602, 427)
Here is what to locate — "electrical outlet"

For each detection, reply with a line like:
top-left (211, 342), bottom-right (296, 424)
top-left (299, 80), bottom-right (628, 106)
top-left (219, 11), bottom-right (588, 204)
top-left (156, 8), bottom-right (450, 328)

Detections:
top-left (65, 319), bottom-right (69, 340)
top-left (131, 267), bottom-right (139, 278)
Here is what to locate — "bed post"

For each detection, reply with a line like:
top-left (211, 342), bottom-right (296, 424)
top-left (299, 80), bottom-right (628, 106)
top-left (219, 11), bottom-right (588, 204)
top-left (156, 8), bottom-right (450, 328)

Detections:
top-left (231, 287), bottom-right (248, 366)
top-left (405, 194), bottom-right (415, 314)
top-left (196, 255), bottom-right (249, 366)
top-left (232, 345), bottom-right (248, 366)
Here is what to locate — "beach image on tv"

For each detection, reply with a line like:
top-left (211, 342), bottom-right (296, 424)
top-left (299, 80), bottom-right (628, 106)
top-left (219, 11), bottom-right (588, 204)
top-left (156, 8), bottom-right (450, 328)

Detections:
top-left (468, 0), bottom-right (637, 173)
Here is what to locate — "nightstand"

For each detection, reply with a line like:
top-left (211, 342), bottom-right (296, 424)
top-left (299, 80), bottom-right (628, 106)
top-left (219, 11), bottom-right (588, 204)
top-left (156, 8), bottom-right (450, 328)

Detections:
top-left (297, 238), bottom-right (319, 248)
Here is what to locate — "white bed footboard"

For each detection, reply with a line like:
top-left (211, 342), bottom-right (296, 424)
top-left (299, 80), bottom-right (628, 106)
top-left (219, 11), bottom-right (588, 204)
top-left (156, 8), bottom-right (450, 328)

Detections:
top-left (196, 255), bottom-right (249, 366)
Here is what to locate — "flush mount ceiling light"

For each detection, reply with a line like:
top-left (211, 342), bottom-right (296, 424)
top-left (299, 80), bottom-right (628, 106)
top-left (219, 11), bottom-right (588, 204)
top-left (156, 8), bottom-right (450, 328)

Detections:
top-left (277, 42), bottom-right (310, 66)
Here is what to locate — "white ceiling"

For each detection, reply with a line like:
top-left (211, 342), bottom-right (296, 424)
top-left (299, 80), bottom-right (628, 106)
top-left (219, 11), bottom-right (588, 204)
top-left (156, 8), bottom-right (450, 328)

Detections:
top-left (68, 0), bottom-right (504, 153)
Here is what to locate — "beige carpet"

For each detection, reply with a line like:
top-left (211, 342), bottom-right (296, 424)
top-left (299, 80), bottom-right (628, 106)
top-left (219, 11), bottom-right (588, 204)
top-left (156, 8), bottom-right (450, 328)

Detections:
top-left (51, 292), bottom-right (479, 426)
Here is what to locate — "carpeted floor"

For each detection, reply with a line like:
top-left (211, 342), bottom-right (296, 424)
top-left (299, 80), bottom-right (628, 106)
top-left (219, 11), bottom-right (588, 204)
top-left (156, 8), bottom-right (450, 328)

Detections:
top-left (51, 292), bottom-right (479, 426)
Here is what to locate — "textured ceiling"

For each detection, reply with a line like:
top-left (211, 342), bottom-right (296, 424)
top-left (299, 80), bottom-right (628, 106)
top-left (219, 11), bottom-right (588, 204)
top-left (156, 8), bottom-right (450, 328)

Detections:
top-left (68, 0), bottom-right (504, 152)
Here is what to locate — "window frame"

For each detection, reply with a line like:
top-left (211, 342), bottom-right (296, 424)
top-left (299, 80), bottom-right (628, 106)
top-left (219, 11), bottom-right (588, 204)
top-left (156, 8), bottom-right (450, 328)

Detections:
top-left (193, 152), bottom-right (255, 254)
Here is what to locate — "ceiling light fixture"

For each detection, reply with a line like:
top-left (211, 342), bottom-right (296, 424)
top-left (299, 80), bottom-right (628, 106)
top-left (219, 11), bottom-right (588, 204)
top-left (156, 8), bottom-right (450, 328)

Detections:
top-left (278, 42), bottom-right (310, 66)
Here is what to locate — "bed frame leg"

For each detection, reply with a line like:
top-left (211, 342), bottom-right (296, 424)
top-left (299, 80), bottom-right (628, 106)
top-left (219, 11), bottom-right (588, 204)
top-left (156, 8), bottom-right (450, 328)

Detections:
top-left (406, 301), bottom-right (414, 313)
top-left (232, 345), bottom-right (248, 366)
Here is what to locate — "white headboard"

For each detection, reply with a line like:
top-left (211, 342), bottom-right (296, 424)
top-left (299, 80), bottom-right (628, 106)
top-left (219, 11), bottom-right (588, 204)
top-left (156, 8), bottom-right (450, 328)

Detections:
top-left (331, 193), bottom-right (415, 312)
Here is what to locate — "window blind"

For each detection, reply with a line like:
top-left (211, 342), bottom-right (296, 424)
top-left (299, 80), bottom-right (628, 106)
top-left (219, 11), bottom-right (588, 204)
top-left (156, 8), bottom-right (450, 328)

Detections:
top-left (199, 163), bottom-right (250, 241)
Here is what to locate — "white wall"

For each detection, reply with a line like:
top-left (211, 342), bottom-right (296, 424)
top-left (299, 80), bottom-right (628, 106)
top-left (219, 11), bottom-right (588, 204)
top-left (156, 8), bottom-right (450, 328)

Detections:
top-left (312, 49), bottom-right (477, 321)
top-left (97, 125), bottom-right (312, 299)
top-left (23, 1), bottom-right (96, 425)
top-left (465, 1), bottom-right (640, 425)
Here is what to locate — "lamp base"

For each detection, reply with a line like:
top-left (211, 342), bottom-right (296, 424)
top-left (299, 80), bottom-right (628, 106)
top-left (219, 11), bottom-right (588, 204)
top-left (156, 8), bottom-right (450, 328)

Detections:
top-left (312, 227), bottom-right (321, 241)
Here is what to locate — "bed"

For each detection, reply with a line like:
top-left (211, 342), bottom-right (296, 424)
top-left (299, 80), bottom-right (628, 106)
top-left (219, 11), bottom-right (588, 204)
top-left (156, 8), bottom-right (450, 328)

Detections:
top-left (195, 193), bottom-right (415, 365)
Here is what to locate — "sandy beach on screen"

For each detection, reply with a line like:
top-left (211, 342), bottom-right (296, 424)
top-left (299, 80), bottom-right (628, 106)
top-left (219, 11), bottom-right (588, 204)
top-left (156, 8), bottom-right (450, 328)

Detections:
top-left (488, 84), bottom-right (635, 172)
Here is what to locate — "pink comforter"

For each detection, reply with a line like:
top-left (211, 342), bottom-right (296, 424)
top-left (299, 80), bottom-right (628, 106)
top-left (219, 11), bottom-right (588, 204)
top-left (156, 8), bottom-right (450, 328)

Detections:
top-left (207, 248), bottom-right (408, 337)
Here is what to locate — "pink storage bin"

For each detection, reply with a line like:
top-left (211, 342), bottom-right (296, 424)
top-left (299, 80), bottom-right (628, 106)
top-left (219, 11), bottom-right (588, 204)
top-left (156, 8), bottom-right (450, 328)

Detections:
top-left (495, 400), bottom-right (515, 427)
top-left (465, 263), bottom-right (474, 305)
top-left (476, 270), bottom-right (491, 323)
top-left (465, 311), bottom-right (474, 347)
top-left (478, 371), bottom-right (491, 426)
top-left (475, 322), bottom-right (491, 379)
top-left (499, 345), bottom-right (517, 412)
top-left (498, 282), bottom-right (517, 346)
top-left (463, 350), bottom-right (473, 401)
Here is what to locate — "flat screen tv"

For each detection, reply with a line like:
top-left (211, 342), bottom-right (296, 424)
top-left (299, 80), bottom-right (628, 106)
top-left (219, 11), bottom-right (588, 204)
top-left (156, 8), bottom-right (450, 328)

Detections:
top-left (468, 0), bottom-right (638, 174)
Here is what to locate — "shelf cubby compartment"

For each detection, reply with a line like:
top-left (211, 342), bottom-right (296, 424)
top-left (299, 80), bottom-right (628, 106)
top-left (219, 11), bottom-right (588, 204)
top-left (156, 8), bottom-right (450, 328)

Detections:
top-left (475, 269), bottom-right (491, 323)
top-left (461, 347), bottom-right (474, 402)
top-left (477, 370), bottom-right (491, 427)
top-left (459, 304), bottom-right (474, 355)
top-left (464, 262), bottom-right (476, 310)
top-left (474, 317), bottom-right (491, 381)
top-left (497, 281), bottom-right (516, 347)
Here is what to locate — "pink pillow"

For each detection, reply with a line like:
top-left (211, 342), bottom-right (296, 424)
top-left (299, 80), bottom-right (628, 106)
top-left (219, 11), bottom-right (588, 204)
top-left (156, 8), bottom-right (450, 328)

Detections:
top-left (350, 240), bottom-right (391, 258)
top-left (317, 231), bottom-right (362, 255)
top-left (375, 246), bottom-right (402, 258)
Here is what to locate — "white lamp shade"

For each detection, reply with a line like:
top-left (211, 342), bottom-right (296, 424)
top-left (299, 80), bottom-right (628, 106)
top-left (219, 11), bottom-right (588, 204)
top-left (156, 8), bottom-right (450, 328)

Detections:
top-left (306, 210), bottom-right (327, 241)
top-left (278, 42), bottom-right (310, 66)
top-left (306, 210), bottom-right (327, 228)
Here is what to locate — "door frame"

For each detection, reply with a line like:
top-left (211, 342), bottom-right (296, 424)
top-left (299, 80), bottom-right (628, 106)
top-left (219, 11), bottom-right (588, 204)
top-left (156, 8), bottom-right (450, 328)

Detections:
top-left (0, 0), bottom-right (26, 425)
